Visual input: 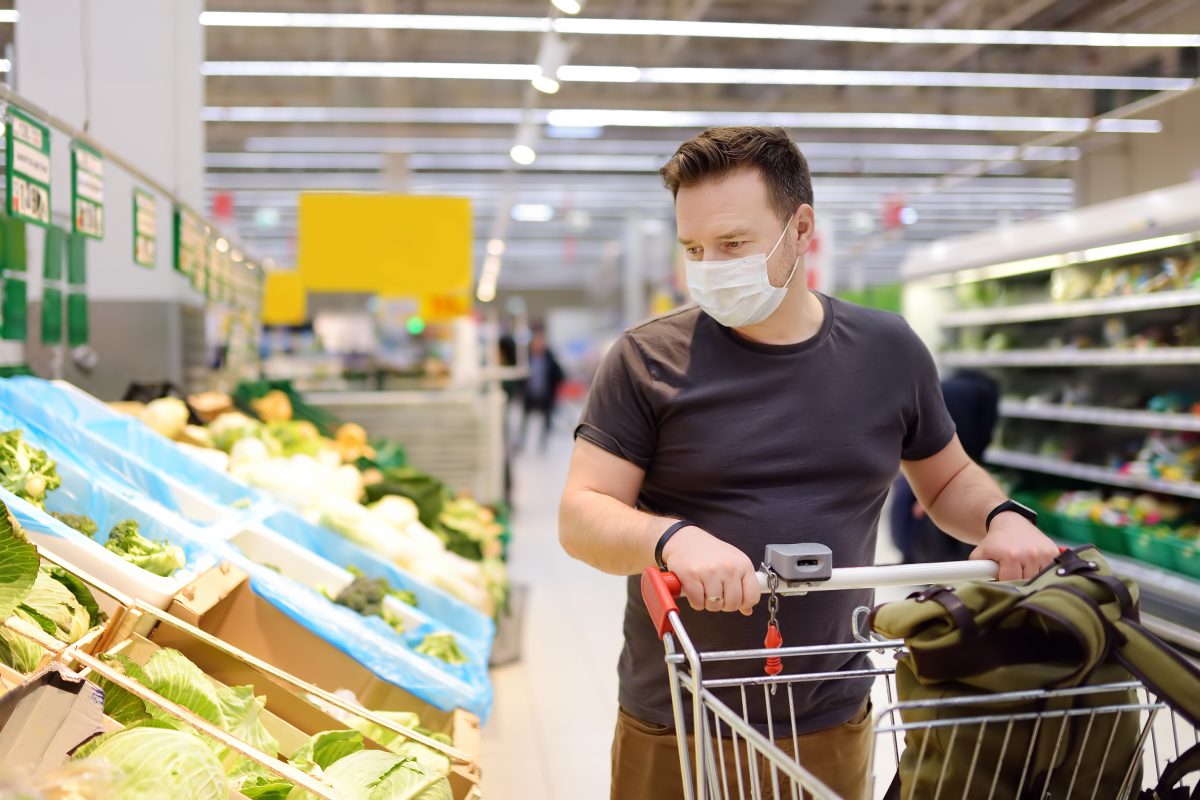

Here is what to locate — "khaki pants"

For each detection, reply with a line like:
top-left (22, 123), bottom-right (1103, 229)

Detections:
top-left (611, 703), bottom-right (872, 800)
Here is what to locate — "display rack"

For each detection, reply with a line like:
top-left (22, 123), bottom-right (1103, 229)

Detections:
top-left (901, 180), bottom-right (1200, 646)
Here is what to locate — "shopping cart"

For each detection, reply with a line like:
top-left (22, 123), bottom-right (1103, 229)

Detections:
top-left (640, 544), bottom-right (1200, 800)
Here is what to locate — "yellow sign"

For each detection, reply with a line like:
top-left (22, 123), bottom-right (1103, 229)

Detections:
top-left (262, 271), bottom-right (307, 325)
top-left (420, 292), bottom-right (472, 322)
top-left (298, 193), bottom-right (472, 295)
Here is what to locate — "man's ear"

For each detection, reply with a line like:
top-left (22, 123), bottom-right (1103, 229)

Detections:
top-left (794, 205), bottom-right (816, 252)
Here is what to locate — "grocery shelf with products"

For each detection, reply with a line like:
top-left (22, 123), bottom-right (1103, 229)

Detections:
top-left (902, 181), bottom-right (1200, 641)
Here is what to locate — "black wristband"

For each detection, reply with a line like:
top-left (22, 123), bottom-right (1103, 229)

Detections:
top-left (985, 499), bottom-right (1038, 533)
top-left (655, 520), bottom-right (696, 570)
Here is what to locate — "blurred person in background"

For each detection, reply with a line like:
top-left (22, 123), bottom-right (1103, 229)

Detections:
top-left (520, 328), bottom-right (565, 453)
top-left (890, 369), bottom-right (1001, 563)
top-left (557, 126), bottom-right (1058, 799)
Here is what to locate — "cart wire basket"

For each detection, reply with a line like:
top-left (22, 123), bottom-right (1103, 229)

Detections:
top-left (640, 553), bottom-right (1200, 800)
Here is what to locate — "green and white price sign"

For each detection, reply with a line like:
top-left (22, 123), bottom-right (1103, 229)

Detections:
top-left (6, 107), bottom-right (51, 227)
top-left (174, 205), bottom-right (206, 276)
top-left (133, 189), bottom-right (157, 267)
top-left (71, 142), bottom-right (104, 239)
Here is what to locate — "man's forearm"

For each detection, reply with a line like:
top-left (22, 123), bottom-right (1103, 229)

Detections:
top-left (924, 461), bottom-right (1007, 546)
top-left (559, 488), bottom-right (674, 576)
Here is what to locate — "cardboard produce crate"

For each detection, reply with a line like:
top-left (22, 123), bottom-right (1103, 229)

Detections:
top-left (151, 564), bottom-right (482, 798)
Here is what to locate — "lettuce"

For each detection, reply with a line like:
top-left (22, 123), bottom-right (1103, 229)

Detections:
top-left (0, 500), bottom-right (40, 623)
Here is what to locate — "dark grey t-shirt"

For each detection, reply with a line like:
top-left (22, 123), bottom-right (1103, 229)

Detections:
top-left (575, 294), bottom-right (956, 734)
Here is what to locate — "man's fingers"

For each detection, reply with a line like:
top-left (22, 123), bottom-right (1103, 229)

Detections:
top-left (740, 570), bottom-right (761, 614)
top-left (997, 560), bottom-right (1022, 582)
top-left (721, 579), bottom-right (742, 613)
top-left (682, 579), bottom-right (705, 612)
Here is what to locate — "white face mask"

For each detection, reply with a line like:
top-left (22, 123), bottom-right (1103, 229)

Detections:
top-left (685, 221), bottom-right (801, 328)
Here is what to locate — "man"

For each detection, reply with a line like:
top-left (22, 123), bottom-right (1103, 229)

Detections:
top-left (520, 328), bottom-right (565, 452)
top-left (557, 127), bottom-right (1059, 799)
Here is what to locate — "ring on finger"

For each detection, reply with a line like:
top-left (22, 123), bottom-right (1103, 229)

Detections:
top-left (708, 595), bottom-right (722, 603)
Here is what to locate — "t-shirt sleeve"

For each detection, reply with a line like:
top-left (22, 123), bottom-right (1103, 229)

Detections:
top-left (900, 324), bottom-right (957, 461)
top-left (575, 335), bottom-right (658, 469)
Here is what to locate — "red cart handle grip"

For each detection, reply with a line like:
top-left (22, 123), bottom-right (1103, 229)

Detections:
top-left (641, 568), bottom-right (683, 639)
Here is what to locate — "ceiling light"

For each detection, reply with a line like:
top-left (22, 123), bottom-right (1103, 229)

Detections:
top-left (510, 145), bottom-right (537, 165)
top-left (512, 204), bottom-right (554, 222)
top-left (487, 239), bottom-right (506, 256)
top-left (201, 60), bottom-right (1182, 92)
top-left (0, 12), bottom-right (16, 23)
top-left (899, 207), bottom-right (919, 226)
top-left (532, 75), bottom-right (560, 94)
top-left (482, 254), bottom-right (502, 274)
top-left (197, 12), bottom-right (1200, 48)
top-left (231, 249), bottom-right (245, 262)
top-left (211, 106), bottom-right (1161, 133)
top-left (551, 0), bottom-right (583, 14)
top-left (476, 282), bottom-right (497, 303)
top-left (544, 108), bottom-right (1162, 133)
top-left (238, 136), bottom-right (1078, 162)
top-left (215, 238), bottom-right (230, 253)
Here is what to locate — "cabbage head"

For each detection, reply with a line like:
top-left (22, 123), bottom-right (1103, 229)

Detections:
top-left (82, 727), bottom-right (227, 800)
top-left (323, 751), bottom-right (452, 800)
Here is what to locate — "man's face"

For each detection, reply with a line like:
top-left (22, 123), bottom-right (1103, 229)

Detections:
top-left (675, 167), bottom-right (813, 288)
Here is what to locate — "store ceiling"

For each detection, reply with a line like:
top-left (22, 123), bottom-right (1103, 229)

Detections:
top-left (200, 0), bottom-right (1197, 296)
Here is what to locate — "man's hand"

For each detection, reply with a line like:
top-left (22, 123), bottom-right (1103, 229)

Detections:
top-left (969, 513), bottom-right (1059, 581)
top-left (662, 527), bottom-right (761, 615)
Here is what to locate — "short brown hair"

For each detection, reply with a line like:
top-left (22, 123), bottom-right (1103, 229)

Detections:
top-left (659, 126), bottom-right (814, 222)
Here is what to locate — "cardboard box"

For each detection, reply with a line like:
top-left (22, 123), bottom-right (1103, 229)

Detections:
top-left (168, 564), bottom-right (482, 797)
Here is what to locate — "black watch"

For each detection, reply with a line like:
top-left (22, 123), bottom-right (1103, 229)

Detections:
top-left (985, 499), bottom-right (1038, 533)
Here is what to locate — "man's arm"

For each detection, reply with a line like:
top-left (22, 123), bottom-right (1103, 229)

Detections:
top-left (902, 435), bottom-right (1059, 580)
top-left (559, 439), bottom-right (760, 615)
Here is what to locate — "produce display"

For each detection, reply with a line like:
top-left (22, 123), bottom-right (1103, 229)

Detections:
top-left (125, 391), bottom-right (509, 618)
top-left (334, 569), bottom-right (417, 635)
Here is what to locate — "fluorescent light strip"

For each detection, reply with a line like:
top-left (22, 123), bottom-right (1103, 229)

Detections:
top-left (202, 60), bottom-right (1190, 92)
top-left (0, 11), bottom-right (16, 23)
top-left (239, 137), bottom-right (1081, 162)
top-left (196, 11), bottom-right (1200, 48)
top-left (206, 106), bottom-right (1160, 133)
top-left (544, 109), bottom-right (1161, 133)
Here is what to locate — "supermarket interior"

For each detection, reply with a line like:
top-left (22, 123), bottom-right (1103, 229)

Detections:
top-left (0, 0), bottom-right (1199, 798)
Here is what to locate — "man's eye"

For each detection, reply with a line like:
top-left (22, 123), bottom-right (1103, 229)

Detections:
top-left (686, 247), bottom-right (702, 258)
top-left (727, 241), bottom-right (743, 250)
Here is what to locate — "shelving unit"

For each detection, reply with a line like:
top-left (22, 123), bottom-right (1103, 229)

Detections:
top-left (941, 348), bottom-right (1200, 368)
top-left (986, 449), bottom-right (1200, 500)
top-left (901, 182), bottom-right (1200, 638)
top-left (999, 401), bottom-right (1200, 432)
top-left (940, 287), bottom-right (1200, 328)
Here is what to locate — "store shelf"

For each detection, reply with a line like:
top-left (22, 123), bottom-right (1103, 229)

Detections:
top-left (985, 449), bottom-right (1200, 500)
top-left (942, 348), bottom-right (1200, 368)
top-left (1000, 401), bottom-right (1200, 432)
top-left (941, 288), bottom-right (1200, 328)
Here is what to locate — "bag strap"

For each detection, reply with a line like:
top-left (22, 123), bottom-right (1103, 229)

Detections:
top-left (1139, 742), bottom-right (1200, 799)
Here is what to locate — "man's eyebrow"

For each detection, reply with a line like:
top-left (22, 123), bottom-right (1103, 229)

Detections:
top-left (678, 227), bottom-right (751, 246)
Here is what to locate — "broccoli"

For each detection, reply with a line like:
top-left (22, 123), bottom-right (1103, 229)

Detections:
top-left (344, 564), bottom-right (417, 608)
top-left (50, 512), bottom-right (99, 538)
top-left (334, 575), bottom-right (406, 634)
top-left (104, 519), bottom-right (186, 577)
top-left (414, 632), bottom-right (468, 665)
top-left (0, 430), bottom-right (63, 509)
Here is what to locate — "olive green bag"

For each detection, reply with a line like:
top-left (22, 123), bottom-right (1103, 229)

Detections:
top-left (870, 545), bottom-right (1200, 800)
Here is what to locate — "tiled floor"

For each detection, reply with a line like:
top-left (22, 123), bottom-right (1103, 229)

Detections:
top-left (480, 416), bottom-right (907, 799)
top-left (481, 419), bottom-right (625, 800)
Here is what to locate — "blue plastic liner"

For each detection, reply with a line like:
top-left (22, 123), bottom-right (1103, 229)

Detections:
top-left (0, 407), bottom-right (217, 585)
top-left (258, 507), bottom-right (496, 653)
top-left (214, 541), bottom-right (493, 717)
top-left (0, 377), bottom-right (496, 717)
top-left (0, 378), bottom-right (261, 521)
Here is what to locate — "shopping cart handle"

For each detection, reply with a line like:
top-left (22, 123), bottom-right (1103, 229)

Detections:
top-left (641, 559), bottom-right (1000, 638)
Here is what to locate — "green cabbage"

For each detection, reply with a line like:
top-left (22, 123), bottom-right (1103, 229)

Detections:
top-left (288, 729), bottom-right (365, 773)
top-left (80, 727), bottom-right (228, 800)
top-left (0, 500), bottom-right (40, 623)
top-left (323, 751), bottom-right (452, 800)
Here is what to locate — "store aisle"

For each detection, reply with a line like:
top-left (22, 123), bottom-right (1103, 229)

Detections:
top-left (481, 414), bottom-right (626, 800)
